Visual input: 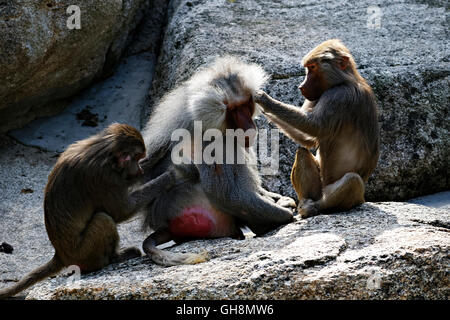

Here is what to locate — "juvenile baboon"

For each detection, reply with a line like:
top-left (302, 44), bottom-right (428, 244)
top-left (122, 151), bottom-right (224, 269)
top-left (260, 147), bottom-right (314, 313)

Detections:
top-left (139, 56), bottom-right (295, 266)
top-left (0, 123), bottom-right (183, 299)
top-left (254, 39), bottom-right (379, 218)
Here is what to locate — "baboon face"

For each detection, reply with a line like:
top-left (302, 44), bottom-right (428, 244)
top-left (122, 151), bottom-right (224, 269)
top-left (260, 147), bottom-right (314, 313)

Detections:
top-left (224, 94), bottom-right (256, 148)
top-left (298, 62), bottom-right (327, 101)
top-left (106, 123), bottom-right (147, 180)
top-left (299, 39), bottom-right (354, 101)
top-left (224, 95), bottom-right (256, 131)
top-left (115, 147), bottom-right (146, 179)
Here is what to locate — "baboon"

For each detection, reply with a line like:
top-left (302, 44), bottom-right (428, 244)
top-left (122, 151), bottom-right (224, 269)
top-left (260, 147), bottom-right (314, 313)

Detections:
top-left (0, 123), bottom-right (184, 299)
top-left (139, 56), bottom-right (295, 266)
top-left (254, 39), bottom-right (379, 218)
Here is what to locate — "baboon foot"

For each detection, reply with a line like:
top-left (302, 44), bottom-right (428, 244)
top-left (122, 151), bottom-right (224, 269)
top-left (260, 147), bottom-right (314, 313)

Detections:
top-left (297, 198), bottom-right (320, 218)
top-left (112, 246), bottom-right (142, 264)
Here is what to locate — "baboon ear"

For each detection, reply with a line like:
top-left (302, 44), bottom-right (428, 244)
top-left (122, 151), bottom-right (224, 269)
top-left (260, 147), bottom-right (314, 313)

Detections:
top-left (339, 56), bottom-right (350, 70)
top-left (118, 154), bottom-right (131, 168)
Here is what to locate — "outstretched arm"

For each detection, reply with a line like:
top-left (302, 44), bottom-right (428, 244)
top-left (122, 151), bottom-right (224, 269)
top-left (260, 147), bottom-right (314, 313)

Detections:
top-left (126, 164), bottom-right (198, 217)
top-left (122, 170), bottom-right (175, 221)
top-left (264, 112), bottom-right (317, 149)
top-left (254, 90), bottom-right (321, 137)
top-left (139, 146), bottom-right (169, 172)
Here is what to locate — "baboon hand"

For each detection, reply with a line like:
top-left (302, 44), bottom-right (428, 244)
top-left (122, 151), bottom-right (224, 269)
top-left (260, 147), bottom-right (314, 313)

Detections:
top-left (276, 196), bottom-right (297, 209)
top-left (139, 148), bottom-right (167, 170)
top-left (253, 89), bottom-right (267, 104)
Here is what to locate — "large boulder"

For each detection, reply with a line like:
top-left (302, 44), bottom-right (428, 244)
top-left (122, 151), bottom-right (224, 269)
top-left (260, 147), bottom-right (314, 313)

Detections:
top-left (149, 0), bottom-right (449, 201)
top-left (25, 202), bottom-right (449, 299)
top-left (0, 0), bottom-right (149, 133)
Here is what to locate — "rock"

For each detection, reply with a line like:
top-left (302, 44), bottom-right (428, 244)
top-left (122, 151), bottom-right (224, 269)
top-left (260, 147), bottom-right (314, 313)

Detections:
top-left (0, 242), bottom-right (14, 254)
top-left (24, 202), bottom-right (449, 300)
top-left (0, 0), bottom-right (149, 133)
top-left (7, 0), bottom-right (169, 152)
top-left (9, 52), bottom-right (156, 153)
top-left (149, 0), bottom-right (449, 202)
top-left (408, 191), bottom-right (450, 210)
top-left (124, 0), bottom-right (168, 58)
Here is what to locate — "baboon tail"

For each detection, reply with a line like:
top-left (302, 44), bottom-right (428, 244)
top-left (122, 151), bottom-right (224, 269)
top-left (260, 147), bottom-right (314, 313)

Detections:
top-left (0, 255), bottom-right (63, 299)
top-left (143, 245), bottom-right (209, 267)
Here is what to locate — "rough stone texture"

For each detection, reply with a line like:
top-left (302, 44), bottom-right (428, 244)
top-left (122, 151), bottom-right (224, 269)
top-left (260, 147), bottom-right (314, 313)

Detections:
top-left (22, 202), bottom-right (450, 300)
top-left (7, 0), bottom-right (169, 152)
top-left (124, 0), bottom-right (168, 59)
top-left (409, 191), bottom-right (450, 210)
top-left (0, 0), bottom-right (149, 133)
top-left (8, 52), bottom-right (156, 153)
top-left (149, 0), bottom-right (449, 202)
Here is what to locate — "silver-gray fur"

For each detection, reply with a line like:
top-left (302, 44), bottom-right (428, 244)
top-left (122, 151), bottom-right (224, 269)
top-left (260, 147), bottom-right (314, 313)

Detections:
top-left (140, 56), bottom-right (294, 237)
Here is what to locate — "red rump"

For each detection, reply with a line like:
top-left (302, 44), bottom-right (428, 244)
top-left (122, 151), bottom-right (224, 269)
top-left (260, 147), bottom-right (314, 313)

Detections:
top-left (169, 206), bottom-right (214, 238)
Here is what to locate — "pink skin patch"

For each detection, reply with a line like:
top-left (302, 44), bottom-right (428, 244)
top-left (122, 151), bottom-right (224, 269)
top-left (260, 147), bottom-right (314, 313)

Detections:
top-left (118, 154), bottom-right (131, 168)
top-left (169, 206), bottom-right (215, 238)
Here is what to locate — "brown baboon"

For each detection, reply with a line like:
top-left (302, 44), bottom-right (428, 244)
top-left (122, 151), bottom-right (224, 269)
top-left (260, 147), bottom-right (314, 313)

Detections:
top-left (0, 123), bottom-right (183, 299)
top-left (254, 39), bottom-right (379, 218)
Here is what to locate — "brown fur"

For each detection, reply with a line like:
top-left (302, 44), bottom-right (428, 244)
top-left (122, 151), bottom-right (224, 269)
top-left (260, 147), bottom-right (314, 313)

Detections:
top-left (255, 39), bottom-right (380, 218)
top-left (291, 147), bottom-right (322, 201)
top-left (0, 123), bottom-right (175, 299)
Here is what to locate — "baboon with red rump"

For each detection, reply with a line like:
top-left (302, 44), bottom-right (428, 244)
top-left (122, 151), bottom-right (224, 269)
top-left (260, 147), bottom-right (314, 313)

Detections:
top-left (139, 57), bottom-right (295, 266)
top-left (254, 39), bottom-right (379, 218)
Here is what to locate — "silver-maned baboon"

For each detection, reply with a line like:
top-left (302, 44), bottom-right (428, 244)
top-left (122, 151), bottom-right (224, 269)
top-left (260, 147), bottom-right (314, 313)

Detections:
top-left (139, 56), bottom-right (295, 266)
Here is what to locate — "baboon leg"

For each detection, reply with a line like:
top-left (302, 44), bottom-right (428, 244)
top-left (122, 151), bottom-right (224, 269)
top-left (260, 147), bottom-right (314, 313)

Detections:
top-left (143, 229), bottom-right (173, 249)
top-left (291, 147), bottom-right (322, 201)
top-left (143, 229), bottom-right (209, 266)
top-left (319, 172), bottom-right (365, 211)
top-left (75, 212), bottom-right (120, 272)
top-left (300, 172), bottom-right (365, 218)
